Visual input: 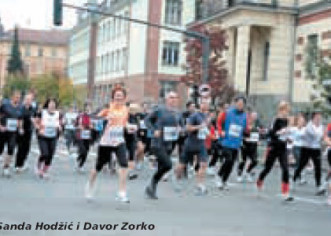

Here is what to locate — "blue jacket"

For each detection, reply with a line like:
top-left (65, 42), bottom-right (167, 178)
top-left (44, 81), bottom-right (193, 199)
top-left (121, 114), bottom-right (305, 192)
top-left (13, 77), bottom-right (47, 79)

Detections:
top-left (221, 107), bottom-right (247, 149)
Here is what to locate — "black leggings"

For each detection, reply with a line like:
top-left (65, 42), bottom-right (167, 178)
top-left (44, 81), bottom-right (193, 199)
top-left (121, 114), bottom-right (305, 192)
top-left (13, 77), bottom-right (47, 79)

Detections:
top-left (15, 131), bottom-right (32, 168)
top-left (293, 147), bottom-right (322, 187)
top-left (238, 142), bottom-right (258, 176)
top-left (77, 139), bottom-right (90, 168)
top-left (126, 139), bottom-right (137, 161)
top-left (218, 147), bottom-right (238, 182)
top-left (38, 137), bottom-right (57, 167)
top-left (0, 131), bottom-right (17, 156)
top-left (151, 144), bottom-right (173, 186)
top-left (209, 142), bottom-right (223, 167)
top-left (95, 144), bottom-right (128, 172)
top-left (258, 144), bottom-right (289, 184)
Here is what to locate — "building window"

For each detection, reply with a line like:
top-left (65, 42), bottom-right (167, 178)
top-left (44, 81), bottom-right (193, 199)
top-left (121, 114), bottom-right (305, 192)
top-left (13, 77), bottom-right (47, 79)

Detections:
top-left (165, 0), bottom-right (182, 25)
top-left (295, 70), bottom-right (301, 78)
top-left (306, 34), bottom-right (318, 79)
top-left (263, 42), bottom-right (270, 81)
top-left (25, 44), bottom-right (31, 57)
top-left (38, 47), bottom-right (43, 57)
top-left (162, 41), bottom-right (180, 66)
top-left (159, 81), bottom-right (177, 98)
top-left (297, 36), bottom-right (304, 45)
top-left (52, 47), bottom-right (57, 57)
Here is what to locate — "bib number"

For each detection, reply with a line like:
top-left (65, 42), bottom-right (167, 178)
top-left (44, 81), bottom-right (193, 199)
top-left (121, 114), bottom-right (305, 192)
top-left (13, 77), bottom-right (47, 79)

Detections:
top-left (81, 130), bottom-right (91, 140)
top-left (229, 124), bottom-right (242, 138)
top-left (44, 126), bottom-right (57, 138)
top-left (198, 127), bottom-right (209, 140)
top-left (163, 127), bottom-right (178, 141)
top-left (109, 127), bottom-right (124, 145)
top-left (249, 132), bottom-right (259, 142)
top-left (6, 119), bottom-right (18, 132)
top-left (139, 120), bottom-right (146, 130)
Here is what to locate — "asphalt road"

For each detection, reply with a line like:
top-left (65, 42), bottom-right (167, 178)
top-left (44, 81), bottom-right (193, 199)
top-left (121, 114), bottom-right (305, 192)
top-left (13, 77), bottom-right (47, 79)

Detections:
top-left (0, 140), bottom-right (330, 236)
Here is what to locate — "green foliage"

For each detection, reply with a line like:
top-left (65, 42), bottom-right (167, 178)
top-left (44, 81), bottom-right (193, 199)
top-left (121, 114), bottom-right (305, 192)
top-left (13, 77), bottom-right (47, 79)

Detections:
top-left (2, 75), bottom-right (31, 98)
top-left (30, 74), bottom-right (76, 108)
top-left (7, 26), bottom-right (24, 75)
top-left (304, 46), bottom-right (331, 116)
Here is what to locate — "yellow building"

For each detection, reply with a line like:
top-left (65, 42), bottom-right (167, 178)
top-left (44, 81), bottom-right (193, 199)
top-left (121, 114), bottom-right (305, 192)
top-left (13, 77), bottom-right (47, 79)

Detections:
top-left (0, 25), bottom-right (69, 91)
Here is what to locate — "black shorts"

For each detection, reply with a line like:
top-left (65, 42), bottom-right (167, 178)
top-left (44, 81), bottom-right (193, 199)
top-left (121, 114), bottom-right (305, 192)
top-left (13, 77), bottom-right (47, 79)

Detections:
top-left (95, 144), bottom-right (128, 171)
top-left (328, 149), bottom-right (331, 167)
top-left (180, 143), bottom-right (208, 165)
top-left (0, 131), bottom-right (17, 156)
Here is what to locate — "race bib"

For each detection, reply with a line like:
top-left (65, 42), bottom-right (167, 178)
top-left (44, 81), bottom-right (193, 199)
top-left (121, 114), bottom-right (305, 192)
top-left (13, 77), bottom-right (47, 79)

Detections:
top-left (198, 127), bottom-right (209, 140)
top-left (139, 120), bottom-right (146, 130)
top-left (229, 124), bottom-right (242, 138)
top-left (109, 127), bottom-right (124, 145)
top-left (81, 130), bottom-right (91, 139)
top-left (44, 126), bottom-right (57, 138)
top-left (127, 124), bottom-right (138, 134)
top-left (163, 127), bottom-right (179, 141)
top-left (249, 132), bottom-right (259, 142)
top-left (6, 118), bottom-right (18, 132)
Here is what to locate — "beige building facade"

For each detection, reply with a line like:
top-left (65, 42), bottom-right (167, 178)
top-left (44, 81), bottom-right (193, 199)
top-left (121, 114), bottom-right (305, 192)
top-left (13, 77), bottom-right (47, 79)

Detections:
top-left (0, 27), bottom-right (69, 91)
top-left (191, 0), bottom-right (331, 118)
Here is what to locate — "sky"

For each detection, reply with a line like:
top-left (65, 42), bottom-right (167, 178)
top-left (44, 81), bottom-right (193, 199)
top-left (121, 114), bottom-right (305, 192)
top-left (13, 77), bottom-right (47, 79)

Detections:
top-left (0, 0), bottom-right (91, 30)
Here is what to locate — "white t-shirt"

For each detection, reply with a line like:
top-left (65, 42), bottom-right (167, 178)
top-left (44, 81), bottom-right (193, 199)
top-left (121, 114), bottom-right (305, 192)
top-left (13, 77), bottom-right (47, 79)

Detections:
top-left (42, 110), bottom-right (60, 138)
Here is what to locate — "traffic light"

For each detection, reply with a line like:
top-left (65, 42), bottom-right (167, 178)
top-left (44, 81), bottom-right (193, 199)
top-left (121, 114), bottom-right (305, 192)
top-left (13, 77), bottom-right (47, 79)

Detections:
top-left (53, 0), bottom-right (63, 26)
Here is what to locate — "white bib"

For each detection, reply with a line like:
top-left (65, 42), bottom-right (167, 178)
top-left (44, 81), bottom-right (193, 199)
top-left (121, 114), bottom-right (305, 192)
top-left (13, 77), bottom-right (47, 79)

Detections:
top-left (229, 124), bottom-right (242, 138)
top-left (139, 120), bottom-right (146, 129)
top-left (198, 127), bottom-right (209, 140)
top-left (249, 132), bottom-right (259, 142)
top-left (81, 130), bottom-right (91, 139)
top-left (6, 118), bottom-right (18, 132)
top-left (42, 110), bottom-right (59, 138)
top-left (163, 127), bottom-right (179, 141)
top-left (109, 127), bottom-right (124, 146)
top-left (127, 124), bottom-right (138, 134)
top-left (44, 126), bottom-right (57, 138)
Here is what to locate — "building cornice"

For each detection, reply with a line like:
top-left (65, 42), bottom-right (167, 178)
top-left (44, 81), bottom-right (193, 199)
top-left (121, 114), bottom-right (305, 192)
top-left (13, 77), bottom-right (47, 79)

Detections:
top-left (299, 1), bottom-right (331, 17)
top-left (187, 3), bottom-right (298, 27)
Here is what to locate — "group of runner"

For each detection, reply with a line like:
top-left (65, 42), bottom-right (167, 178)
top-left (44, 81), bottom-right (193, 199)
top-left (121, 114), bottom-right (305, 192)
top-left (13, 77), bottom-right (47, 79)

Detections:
top-left (1, 86), bottom-right (331, 205)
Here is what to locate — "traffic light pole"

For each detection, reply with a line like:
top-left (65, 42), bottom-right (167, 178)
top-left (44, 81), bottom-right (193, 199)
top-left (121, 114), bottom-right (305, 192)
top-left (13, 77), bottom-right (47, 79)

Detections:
top-left (56, 1), bottom-right (210, 83)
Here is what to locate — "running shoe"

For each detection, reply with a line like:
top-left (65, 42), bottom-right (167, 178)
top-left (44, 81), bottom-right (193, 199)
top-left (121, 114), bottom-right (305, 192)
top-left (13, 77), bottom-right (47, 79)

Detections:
top-left (282, 194), bottom-right (294, 202)
top-left (256, 180), bottom-right (263, 191)
top-left (128, 172), bottom-right (138, 180)
top-left (316, 185), bottom-right (326, 196)
top-left (15, 167), bottom-right (23, 174)
top-left (299, 178), bottom-right (308, 185)
top-left (217, 181), bottom-right (229, 190)
top-left (3, 168), bottom-right (11, 177)
top-left (237, 175), bottom-right (243, 183)
top-left (116, 194), bottom-right (130, 203)
top-left (195, 185), bottom-right (208, 196)
top-left (246, 174), bottom-right (254, 183)
top-left (145, 185), bottom-right (158, 200)
top-left (206, 167), bottom-right (216, 176)
top-left (78, 167), bottom-right (86, 174)
top-left (43, 172), bottom-right (50, 180)
top-left (85, 181), bottom-right (96, 201)
top-left (162, 173), bottom-right (169, 182)
top-left (171, 173), bottom-right (182, 192)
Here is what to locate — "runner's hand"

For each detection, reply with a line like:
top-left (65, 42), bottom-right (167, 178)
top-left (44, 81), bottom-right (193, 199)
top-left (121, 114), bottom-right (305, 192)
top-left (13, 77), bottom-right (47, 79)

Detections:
top-left (0, 126), bottom-right (6, 132)
top-left (154, 130), bottom-right (161, 138)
